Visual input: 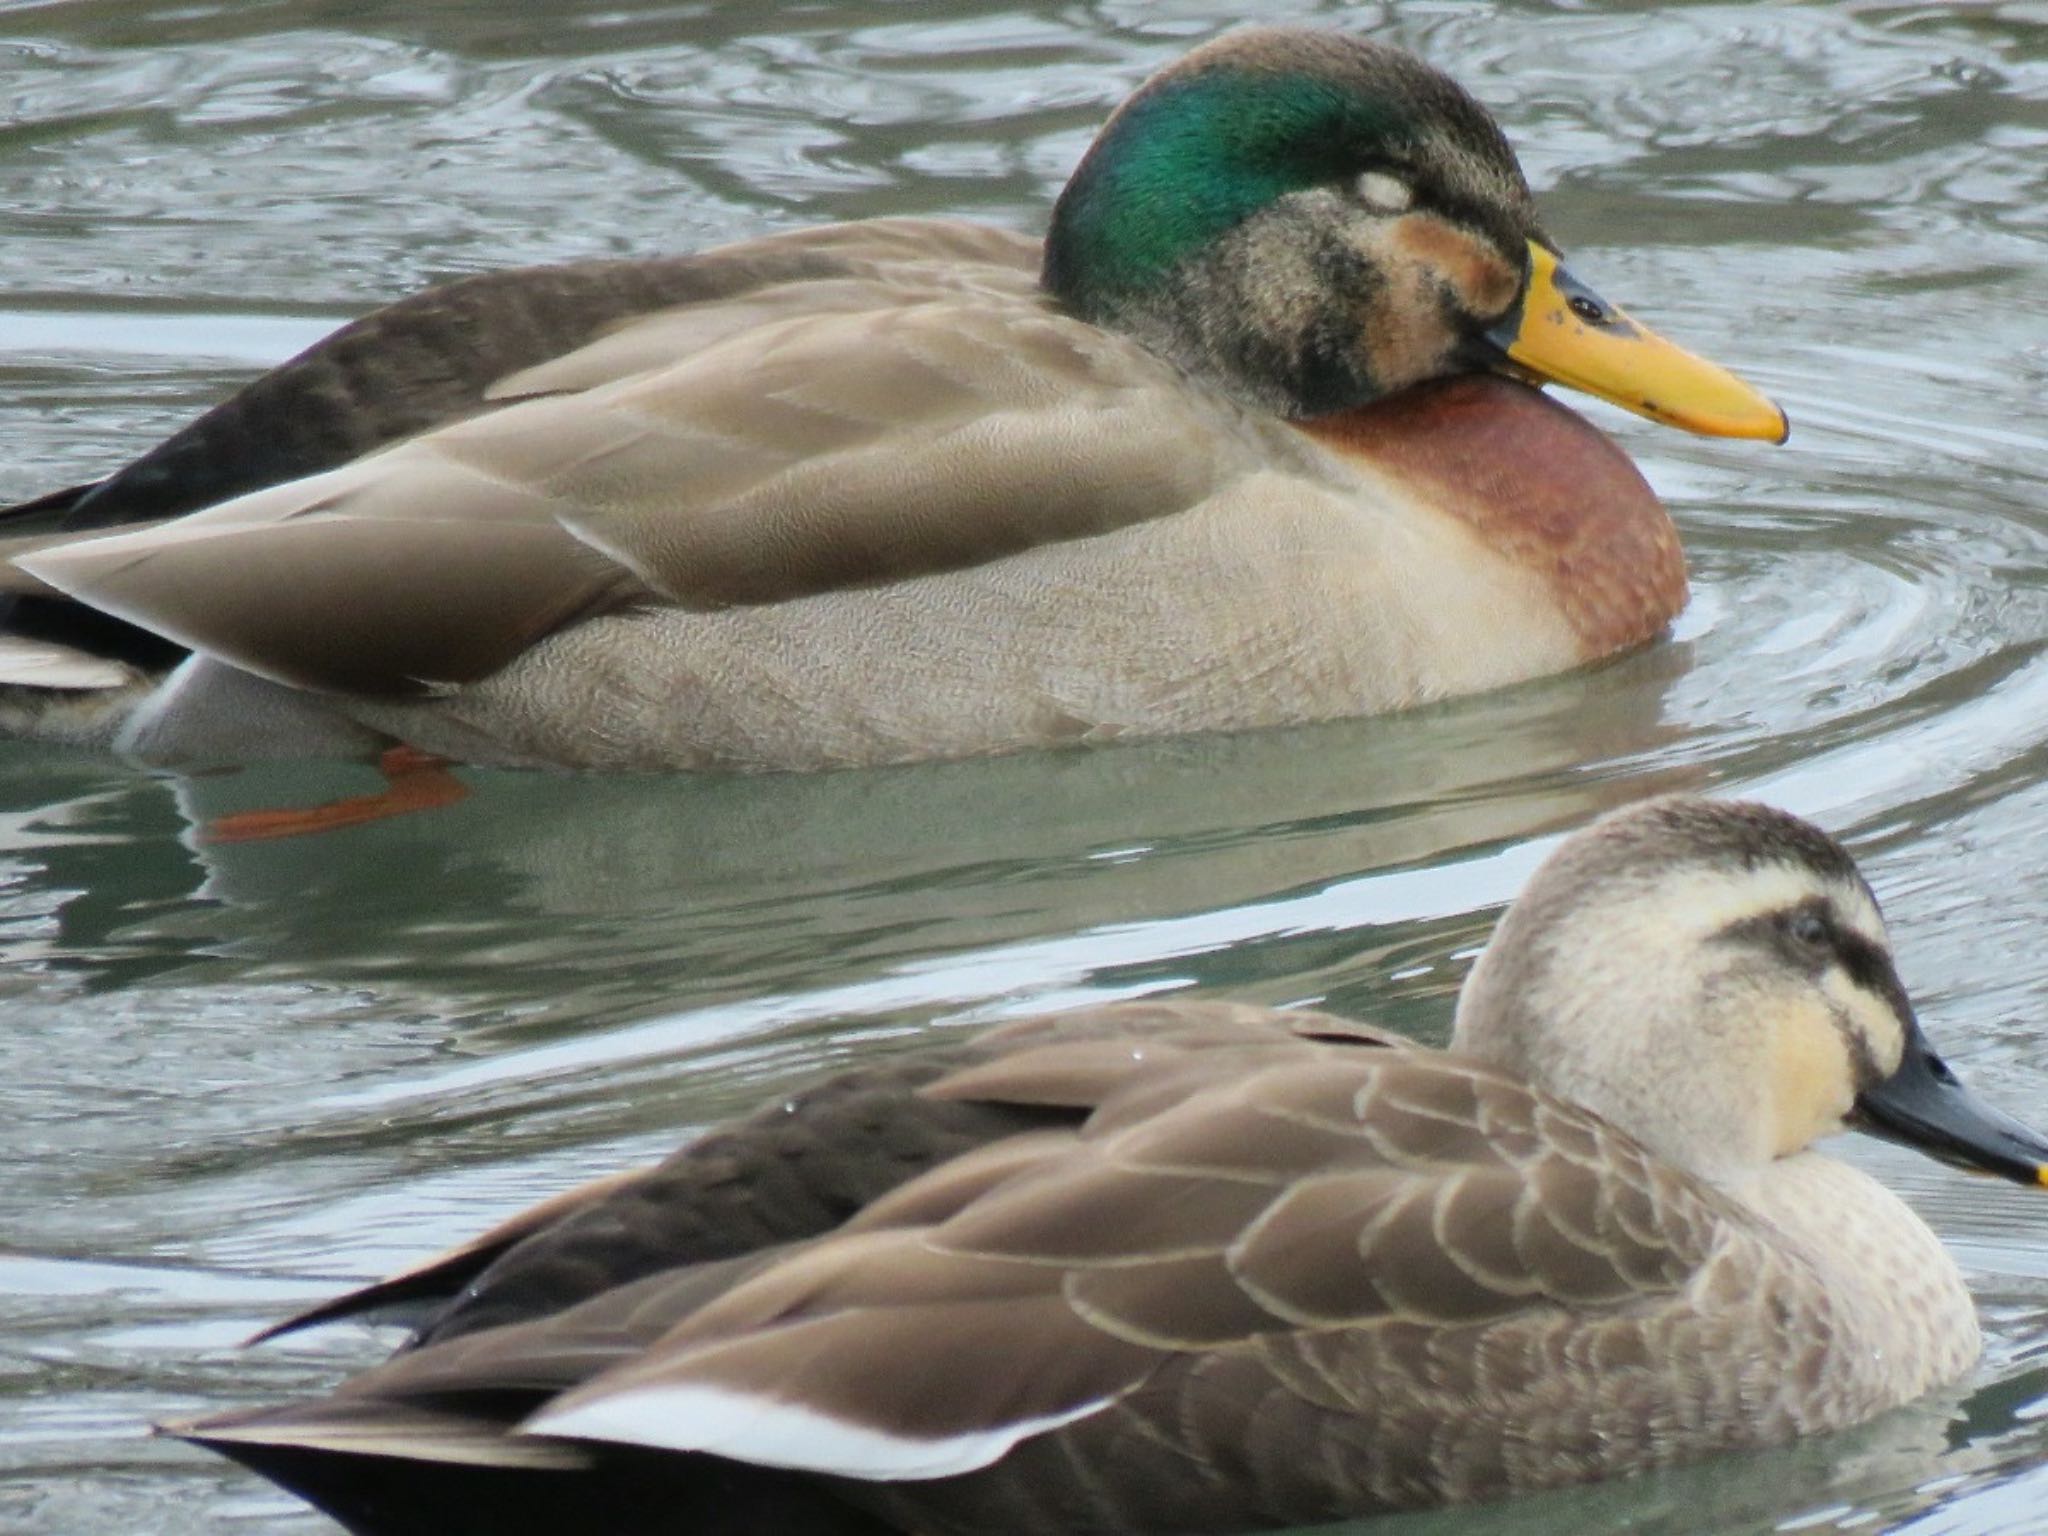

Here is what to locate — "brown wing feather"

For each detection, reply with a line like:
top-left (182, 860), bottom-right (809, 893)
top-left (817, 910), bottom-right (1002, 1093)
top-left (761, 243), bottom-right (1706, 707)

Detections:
top-left (34, 217), bottom-right (1040, 536)
top-left (181, 1004), bottom-right (1739, 1534)
top-left (249, 1166), bottom-right (661, 1345)
top-left (393, 1005), bottom-right (1374, 1350)
top-left (922, 1001), bottom-right (1407, 1112)
top-left (26, 505), bottom-right (644, 696)
top-left (509, 1048), bottom-right (1727, 1477)
top-left (18, 225), bottom-right (1278, 698)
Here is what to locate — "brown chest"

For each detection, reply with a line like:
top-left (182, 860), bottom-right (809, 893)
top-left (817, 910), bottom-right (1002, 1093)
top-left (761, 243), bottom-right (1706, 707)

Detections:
top-left (1297, 376), bottom-right (1688, 660)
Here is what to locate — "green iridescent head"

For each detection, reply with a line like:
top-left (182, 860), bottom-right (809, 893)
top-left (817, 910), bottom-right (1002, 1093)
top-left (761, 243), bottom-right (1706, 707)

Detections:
top-left (1042, 28), bottom-right (1539, 416)
top-left (1039, 28), bottom-right (1787, 441)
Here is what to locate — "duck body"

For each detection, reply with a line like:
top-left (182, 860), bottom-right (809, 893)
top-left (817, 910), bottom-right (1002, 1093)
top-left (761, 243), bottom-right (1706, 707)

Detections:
top-left (285, 352), bottom-right (1672, 774)
top-left (177, 800), bottom-right (2048, 1535)
top-left (0, 29), bottom-right (1773, 773)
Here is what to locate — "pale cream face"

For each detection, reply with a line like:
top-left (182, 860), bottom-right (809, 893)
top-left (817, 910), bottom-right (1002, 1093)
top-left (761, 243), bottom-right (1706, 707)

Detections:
top-left (1765, 971), bottom-right (1905, 1157)
top-left (1761, 884), bottom-right (1908, 1157)
top-left (1462, 849), bottom-right (1914, 1180)
top-left (1643, 861), bottom-right (1907, 1163)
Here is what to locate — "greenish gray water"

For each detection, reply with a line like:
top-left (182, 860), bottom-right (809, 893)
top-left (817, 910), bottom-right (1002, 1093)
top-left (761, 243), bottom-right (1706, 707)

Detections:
top-left (2, 1), bottom-right (2047, 1532)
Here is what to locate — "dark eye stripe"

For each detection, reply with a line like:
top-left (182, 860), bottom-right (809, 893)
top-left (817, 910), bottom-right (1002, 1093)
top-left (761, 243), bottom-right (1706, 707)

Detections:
top-left (1829, 1005), bottom-right (1885, 1093)
top-left (1713, 902), bottom-right (1905, 1093)
top-left (1714, 904), bottom-right (1828, 967)
top-left (1834, 929), bottom-right (1899, 1003)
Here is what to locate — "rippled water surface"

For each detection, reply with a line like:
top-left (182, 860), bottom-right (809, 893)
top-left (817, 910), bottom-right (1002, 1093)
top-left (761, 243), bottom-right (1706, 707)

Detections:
top-left (3, 2), bottom-right (2048, 1532)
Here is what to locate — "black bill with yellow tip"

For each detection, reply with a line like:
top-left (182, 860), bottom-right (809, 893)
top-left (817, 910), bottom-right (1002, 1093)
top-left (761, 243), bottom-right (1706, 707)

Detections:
top-left (1481, 242), bottom-right (1789, 444)
top-left (1854, 1019), bottom-right (2048, 1188)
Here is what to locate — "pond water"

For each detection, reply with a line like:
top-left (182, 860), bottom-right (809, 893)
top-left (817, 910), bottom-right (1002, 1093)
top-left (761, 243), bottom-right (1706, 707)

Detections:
top-left (2, 1), bottom-right (2047, 1532)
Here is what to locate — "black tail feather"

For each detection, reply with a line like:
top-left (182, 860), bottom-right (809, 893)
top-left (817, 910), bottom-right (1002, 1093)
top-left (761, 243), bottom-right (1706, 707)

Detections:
top-left (0, 481), bottom-right (185, 672)
top-left (2, 594), bottom-right (185, 673)
top-left (0, 479), bottom-right (105, 531)
top-left (191, 1436), bottom-right (899, 1536)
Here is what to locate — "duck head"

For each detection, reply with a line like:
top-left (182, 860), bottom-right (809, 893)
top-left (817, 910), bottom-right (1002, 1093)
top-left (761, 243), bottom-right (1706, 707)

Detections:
top-left (1453, 797), bottom-right (2048, 1188)
top-left (1045, 28), bottom-right (1787, 441)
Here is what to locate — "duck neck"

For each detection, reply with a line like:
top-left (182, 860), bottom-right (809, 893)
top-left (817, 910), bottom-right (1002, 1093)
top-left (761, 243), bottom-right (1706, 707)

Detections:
top-left (1049, 189), bottom-right (1388, 418)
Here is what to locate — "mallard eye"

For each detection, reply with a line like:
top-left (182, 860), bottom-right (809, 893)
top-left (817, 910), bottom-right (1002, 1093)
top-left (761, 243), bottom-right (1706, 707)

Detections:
top-left (1354, 170), bottom-right (1413, 214)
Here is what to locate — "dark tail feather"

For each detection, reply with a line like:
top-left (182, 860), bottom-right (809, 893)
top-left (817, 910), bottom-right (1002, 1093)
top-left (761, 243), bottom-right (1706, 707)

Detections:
top-left (0, 485), bottom-right (185, 676)
top-left (184, 1431), bottom-right (896, 1536)
top-left (0, 594), bottom-right (185, 674)
top-left (247, 1250), bottom-right (518, 1347)
top-left (0, 480), bottom-right (105, 533)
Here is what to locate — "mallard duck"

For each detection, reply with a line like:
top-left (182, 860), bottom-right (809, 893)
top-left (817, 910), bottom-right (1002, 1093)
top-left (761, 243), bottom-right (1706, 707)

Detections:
top-left (174, 797), bottom-right (2048, 1535)
top-left (0, 27), bottom-right (1784, 776)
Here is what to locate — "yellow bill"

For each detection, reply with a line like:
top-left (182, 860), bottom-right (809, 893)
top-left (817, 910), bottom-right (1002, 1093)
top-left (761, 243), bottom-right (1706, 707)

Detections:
top-left (1485, 242), bottom-right (1788, 444)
